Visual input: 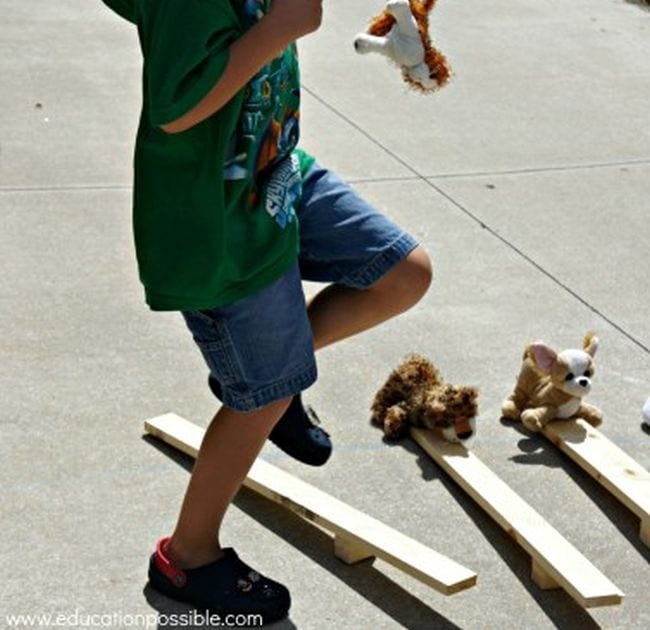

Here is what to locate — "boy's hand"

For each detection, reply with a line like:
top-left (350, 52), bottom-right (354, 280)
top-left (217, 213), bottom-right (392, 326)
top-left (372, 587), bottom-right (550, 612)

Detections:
top-left (267, 0), bottom-right (323, 42)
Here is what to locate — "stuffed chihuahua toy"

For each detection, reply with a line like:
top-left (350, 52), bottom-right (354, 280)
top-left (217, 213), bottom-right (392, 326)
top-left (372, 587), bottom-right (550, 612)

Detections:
top-left (501, 332), bottom-right (603, 432)
top-left (354, 0), bottom-right (451, 92)
top-left (371, 354), bottom-right (479, 442)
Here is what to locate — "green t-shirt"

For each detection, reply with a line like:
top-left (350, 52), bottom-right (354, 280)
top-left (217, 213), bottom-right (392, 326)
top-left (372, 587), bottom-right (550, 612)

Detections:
top-left (103, 0), bottom-right (315, 310)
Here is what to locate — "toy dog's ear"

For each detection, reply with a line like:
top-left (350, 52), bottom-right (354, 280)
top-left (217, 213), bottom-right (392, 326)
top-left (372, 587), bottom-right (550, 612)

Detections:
top-left (461, 387), bottom-right (478, 402)
top-left (529, 342), bottom-right (557, 374)
top-left (583, 331), bottom-right (599, 357)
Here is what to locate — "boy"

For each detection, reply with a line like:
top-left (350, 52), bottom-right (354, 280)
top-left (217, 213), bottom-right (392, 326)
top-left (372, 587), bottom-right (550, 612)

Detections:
top-left (102, 0), bottom-right (432, 623)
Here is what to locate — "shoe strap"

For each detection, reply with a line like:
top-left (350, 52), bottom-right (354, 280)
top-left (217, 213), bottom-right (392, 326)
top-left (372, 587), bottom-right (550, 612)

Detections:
top-left (154, 537), bottom-right (187, 588)
top-left (306, 405), bottom-right (330, 436)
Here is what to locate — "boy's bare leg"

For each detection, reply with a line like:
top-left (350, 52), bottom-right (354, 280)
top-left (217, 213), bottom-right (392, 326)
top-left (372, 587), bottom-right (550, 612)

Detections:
top-left (163, 247), bottom-right (430, 569)
top-left (165, 397), bottom-right (291, 569)
top-left (308, 246), bottom-right (432, 351)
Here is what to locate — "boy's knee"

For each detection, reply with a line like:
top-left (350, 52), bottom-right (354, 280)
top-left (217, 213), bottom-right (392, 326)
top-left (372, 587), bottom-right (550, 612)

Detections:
top-left (396, 245), bottom-right (433, 304)
top-left (375, 245), bottom-right (433, 309)
top-left (407, 246), bottom-right (433, 295)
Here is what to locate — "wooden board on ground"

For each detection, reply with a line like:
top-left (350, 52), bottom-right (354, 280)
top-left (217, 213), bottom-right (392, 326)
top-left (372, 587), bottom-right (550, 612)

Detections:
top-left (410, 428), bottom-right (624, 608)
top-left (144, 413), bottom-right (477, 596)
top-left (543, 418), bottom-right (650, 547)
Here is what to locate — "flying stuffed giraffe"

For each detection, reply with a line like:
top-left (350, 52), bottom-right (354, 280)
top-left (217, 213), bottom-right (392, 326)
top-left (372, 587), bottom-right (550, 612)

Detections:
top-left (354, 0), bottom-right (451, 92)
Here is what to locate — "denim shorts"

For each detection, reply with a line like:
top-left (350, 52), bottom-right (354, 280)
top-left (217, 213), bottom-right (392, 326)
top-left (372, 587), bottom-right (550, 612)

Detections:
top-left (182, 164), bottom-right (419, 411)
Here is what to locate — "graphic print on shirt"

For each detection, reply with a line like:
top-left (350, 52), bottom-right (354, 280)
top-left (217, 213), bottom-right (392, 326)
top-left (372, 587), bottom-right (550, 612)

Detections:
top-left (242, 0), bottom-right (265, 22)
top-left (223, 0), bottom-right (302, 230)
top-left (264, 153), bottom-right (302, 229)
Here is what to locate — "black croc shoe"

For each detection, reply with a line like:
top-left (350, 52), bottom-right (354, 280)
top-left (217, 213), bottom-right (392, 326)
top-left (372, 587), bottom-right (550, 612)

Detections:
top-left (208, 376), bottom-right (332, 466)
top-left (148, 537), bottom-right (290, 623)
top-left (268, 395), bottom-right (332, 466)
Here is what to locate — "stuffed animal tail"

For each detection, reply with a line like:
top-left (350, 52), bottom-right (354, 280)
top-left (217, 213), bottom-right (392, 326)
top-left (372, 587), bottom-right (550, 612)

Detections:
top-left (415, 0), bottom-right (439, 17)
top-left (367, 9), bottom-right (396, 36)
top-left (368, 1), bottom-right (439, 36)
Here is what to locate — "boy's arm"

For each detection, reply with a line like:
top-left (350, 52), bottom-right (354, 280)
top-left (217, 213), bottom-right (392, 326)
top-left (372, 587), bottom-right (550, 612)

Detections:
top-left (161, 0), bottom-right (322, 134)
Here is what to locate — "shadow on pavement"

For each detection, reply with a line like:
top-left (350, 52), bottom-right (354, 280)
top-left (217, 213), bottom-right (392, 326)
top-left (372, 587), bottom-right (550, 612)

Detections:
top-left (626, 0), bottom-right (650, 11)
top-left (142, 434), bottom-right (462, 629)
top-left (499, 418), bottom-right (650, 560)
top-left (387, 432), bottom-right (604, 630)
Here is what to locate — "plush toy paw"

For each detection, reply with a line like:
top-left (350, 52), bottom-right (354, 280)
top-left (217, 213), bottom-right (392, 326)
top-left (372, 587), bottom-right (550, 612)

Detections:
top-left (579, 403), bottom-right (603, 427)
top-left (501, 400), bottom-right (522, 421)
top-left (587, 415), bottom-right (603, 428)
top-left (383, 404), bottom-right (409, 440)
top-left (521, 410), bottom-right (545, 432)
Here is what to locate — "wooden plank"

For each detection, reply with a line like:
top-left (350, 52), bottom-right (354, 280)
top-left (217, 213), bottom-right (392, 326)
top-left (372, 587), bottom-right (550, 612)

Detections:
top-left (410, 428), bottom-right (624, 608)
top-left (543, 419), bottom-right (650, 547)
top-left (144, 413), bottom-right (477, 596)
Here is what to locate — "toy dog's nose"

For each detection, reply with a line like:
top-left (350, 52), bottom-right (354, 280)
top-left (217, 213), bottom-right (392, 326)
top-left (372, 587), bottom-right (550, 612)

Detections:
top-left (455, 417), bottom-right (474, 440)
top-left (577, 377), bottom-right (590, 388)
